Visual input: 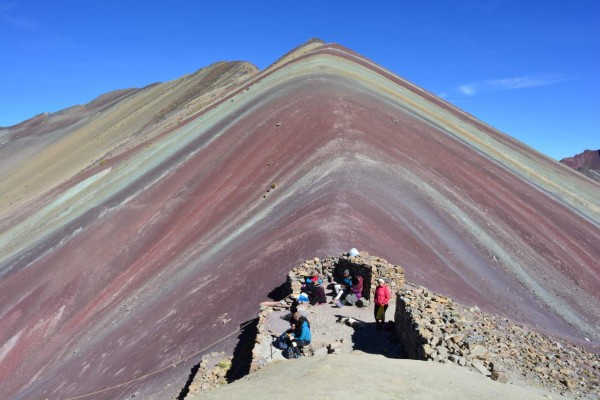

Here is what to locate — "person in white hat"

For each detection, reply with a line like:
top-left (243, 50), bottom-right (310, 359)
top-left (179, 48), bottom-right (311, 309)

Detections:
top-left (374, 278), bottom-right (391, 330)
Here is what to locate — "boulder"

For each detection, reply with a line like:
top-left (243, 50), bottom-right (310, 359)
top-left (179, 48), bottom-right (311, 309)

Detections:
top-left (490, 371), bottom-right (508, 384)
top-left (471, 360), bottom-right (491, 376)
top-left (469, 345), bottom-right (489, 360)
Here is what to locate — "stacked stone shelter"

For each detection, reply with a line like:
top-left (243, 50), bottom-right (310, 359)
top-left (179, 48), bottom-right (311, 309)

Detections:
top-left (188, 251), bottom-right (599, 399)
top-left (288, 251), bottom-right (405, 301)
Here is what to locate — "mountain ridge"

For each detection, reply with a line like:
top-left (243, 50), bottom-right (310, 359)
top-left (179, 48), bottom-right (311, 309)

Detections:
top-left (0, 40), bottom-right (598, 399)
top-left (561, 149), bottom-right (600, 183)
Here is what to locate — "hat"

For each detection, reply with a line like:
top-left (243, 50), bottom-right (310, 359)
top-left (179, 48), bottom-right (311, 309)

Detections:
top-left (378, 278), bottom-right (385, 284)
top-left (344, 269), bottom-right (350, 275)
top-left (348, 248), bottom-right (359, 257)
top-left (297, 293), bottom-right (309, 302)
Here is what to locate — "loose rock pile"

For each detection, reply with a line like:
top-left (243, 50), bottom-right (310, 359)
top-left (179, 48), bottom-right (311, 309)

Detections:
top-left (396, 287), bottom-right (600, 399)
top-left (184, 352), bottom-right (231, 397)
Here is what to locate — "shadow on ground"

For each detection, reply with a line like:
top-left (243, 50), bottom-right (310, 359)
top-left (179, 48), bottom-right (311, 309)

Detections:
top-left (267, 282), bottom-right (290, 301)
top-left (226, 318), bottom-right (259, 382)
top-left (177, 362), bottom-right (201, 400)
top-left (350, 319), bottom-right (406, 358)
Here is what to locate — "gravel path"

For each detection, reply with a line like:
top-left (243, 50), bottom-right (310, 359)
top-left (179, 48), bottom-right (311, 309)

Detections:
top-left (261, 289), bottom-right (402, 361)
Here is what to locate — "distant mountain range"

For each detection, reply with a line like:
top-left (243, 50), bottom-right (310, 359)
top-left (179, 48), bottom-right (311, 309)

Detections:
top-left (1, 39), bottom-right (598, 399)
top-left (560, 149), bottom-right (600, 183)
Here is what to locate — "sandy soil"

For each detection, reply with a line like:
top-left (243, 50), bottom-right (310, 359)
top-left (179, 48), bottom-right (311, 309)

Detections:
top-left (191, 352), bottom-right (561, 400)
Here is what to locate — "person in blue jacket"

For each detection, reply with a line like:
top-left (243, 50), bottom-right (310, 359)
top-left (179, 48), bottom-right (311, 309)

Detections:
top-left (332, 269), bottom-right (352, 302)
top-left (289, 311), bottom-right (311, 356)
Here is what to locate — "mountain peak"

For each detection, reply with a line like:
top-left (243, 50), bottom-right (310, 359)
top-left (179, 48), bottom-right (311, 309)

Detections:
top-left (560, 149), bottom-right (600, 183)
top-left (0, 41), bottom-right (598, 399)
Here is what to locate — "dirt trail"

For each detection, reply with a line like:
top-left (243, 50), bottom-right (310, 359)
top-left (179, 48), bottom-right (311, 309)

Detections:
top-left (191, 352), bottom-right (559, 400)
top-left (189, 289), bottom-right (566, 400)
top-left (259, 289), bottom-right (401, 362)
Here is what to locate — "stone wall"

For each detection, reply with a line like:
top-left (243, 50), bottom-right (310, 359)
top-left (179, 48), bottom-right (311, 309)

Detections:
top-left (244, 252), bottom-right (599, 399)
top-left (249, 251), bottom-right (404, 372)
top-left (250, 302), bottom-right (286, 372)
top-left (289, 252), bottom-right (405, 301)
top-left (394, 287), bottom-right (600, 398)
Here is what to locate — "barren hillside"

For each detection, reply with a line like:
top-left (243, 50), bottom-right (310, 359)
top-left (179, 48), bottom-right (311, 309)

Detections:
top-left (0, 39), bottom-right (598, 399)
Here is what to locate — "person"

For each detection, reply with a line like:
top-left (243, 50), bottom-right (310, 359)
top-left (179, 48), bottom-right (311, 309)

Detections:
top-left (374, 278), bottom-right (391, 330)
top-left (351, 275), bottom-right (363, 299)
top-left (332, 269), bottom-right (352, 302)
top-left (279, 298), bottom-right (308, 321)
top-left (303, 270), bottom-right (323, 295)
top-left (308, 279), bottom-right (327, 305)
top-left (309, 270), bottom-right (323, 285)
top-left (345, 275), bottom-right (363, 305)
top-left (288, 311), bottom-right (311, 357)
top-left (274, 313), bottom-right (300, 356)
top-left (290, 299), bottom-right (300, 314)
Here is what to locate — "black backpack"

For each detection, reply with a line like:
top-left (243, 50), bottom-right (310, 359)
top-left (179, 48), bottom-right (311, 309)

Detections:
top-left (274, 332), bottom-right (289, 350)
top-left (283, 346), bottom-right (300, 359)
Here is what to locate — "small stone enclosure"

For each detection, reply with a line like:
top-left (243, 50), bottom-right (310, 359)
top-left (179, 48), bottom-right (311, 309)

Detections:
top-left (288, 252), bottom-right (405, 303)
top-left (192, 252), bottom-right (599, 399)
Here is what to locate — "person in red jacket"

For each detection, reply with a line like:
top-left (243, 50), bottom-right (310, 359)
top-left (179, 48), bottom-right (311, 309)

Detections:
top-left (374, 278), bottom-right (391, 330)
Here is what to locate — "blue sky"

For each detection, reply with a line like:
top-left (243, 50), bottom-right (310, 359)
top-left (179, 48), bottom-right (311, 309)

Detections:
top-left (1, 0), bottom-right (598, 160)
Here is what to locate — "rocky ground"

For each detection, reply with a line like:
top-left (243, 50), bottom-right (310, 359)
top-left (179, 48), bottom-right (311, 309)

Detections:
top-left (185, 285), bottom-right (599, 399)
top-left (396, 287), bottom-right (600, 399)
top-left (184, 286), bottom-right (578, 399)
top-left (183, 287), bottom-right (401, 398)
top-left (182, 253), bottom-right (599, 399)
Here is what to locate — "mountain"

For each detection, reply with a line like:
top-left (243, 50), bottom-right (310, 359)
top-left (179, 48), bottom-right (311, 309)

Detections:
top-left (560, 149), bottom-right (600, 183)
top-left (0, 39), bottom-right (598, 399)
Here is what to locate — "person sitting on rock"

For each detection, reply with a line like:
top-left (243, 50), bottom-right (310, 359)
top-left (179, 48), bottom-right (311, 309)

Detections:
top-left (309, 270), bottom-right (323, 285)
top-left (308, 279), bottom-right (327, 305)
top-left (354, 275), bottom-right (364, 297)
top-left (345, 275), bottom-right (364, 306)
top-left (332, 269), bottom-right (352, 302)
top-left (275, 313), bottom-right (302, 354)
top-left (288, 311), bottom-right (312, 356)
top-left (374, 278), bottom-right (391, 330)
top-left (303, 270), bottom-right (323, 295)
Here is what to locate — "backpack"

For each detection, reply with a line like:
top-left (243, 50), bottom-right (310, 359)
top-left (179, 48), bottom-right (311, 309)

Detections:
top-left (274, 332), bottom-right (289, 350)
top-left (345, 293), bottom-right (358, 306)
top-left (283, 346), bottom-right (300, 359)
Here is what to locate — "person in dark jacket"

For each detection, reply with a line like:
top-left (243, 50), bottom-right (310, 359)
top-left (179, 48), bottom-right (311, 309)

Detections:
top-left (303, 270), bottom-right (323, 298)
top-left (344, 275), bottom-right (364, 306)
top-left (308, 280), bottom-right (327, 305)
